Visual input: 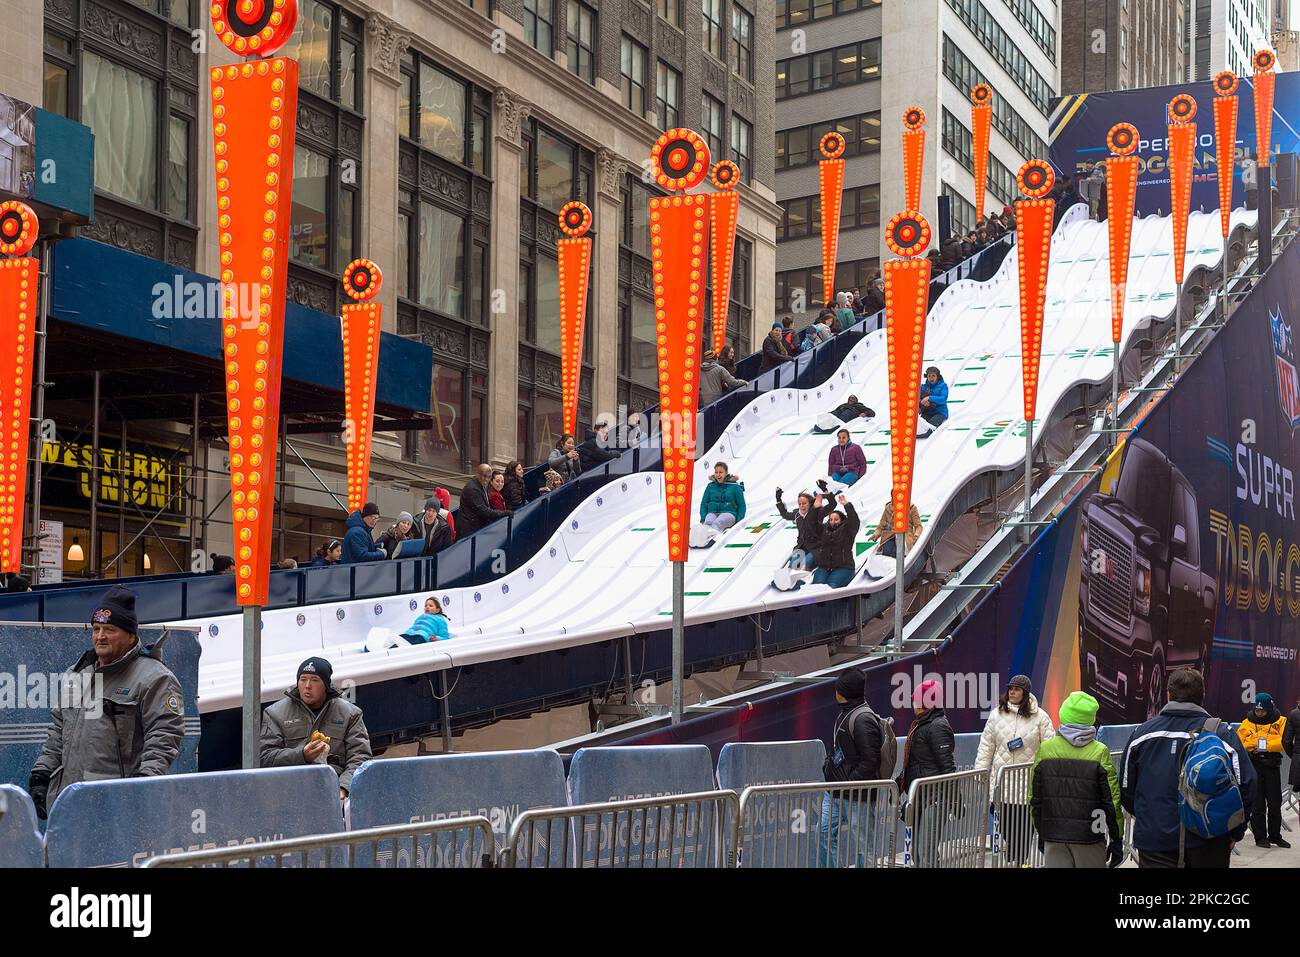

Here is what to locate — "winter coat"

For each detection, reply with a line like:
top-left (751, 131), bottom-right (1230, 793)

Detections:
top-left (865, 286), bottom-right (887, 314)
top-left (1237, 706), bottom-right (1286, 768)
top-left (718, 353), bottom-right (738, 375)
top-left (377, 525), bottom-right (413, 558)
top-left (827, 441), bottom-right (867, 477)
top-left (503, 475), bottom-right (529, 509)
top-left (835, 306), bottom-right (855, 328)
top-left (30, 639), bottom-right (184, 809)
top-left (260, 687), bottom-right (372, 792)
top-left (547, 446), bottom-right (583, 483)
top-left (826, 699), bottom-right (886, 782)
top-left (1120, 701), bottom-right (1258, 851)
top-left (309, 556), bottom-right (338, 568)
top-left (457, 478), bottom-right (510, 537)
top-left (775, 494), bottom-right (832, 553)
top-left (758, 334), bottom-right (793, 373)
top-left (975, 694), bottom-right (1057, 801)
top-left (412, 511), bottom-right (454, 556)
top-left (811, 502), bottom-right (860, 572)
top-left (810, 321), bottom-right (834, 344)
top-left (829, 400), bottom-right (874, 424)
top-left (902, 707), bottom-right (956, 790)
top-left (577, 430), bottom-right (619, 473)
top-left (876, 502), bottom-right (923, 552)
top-left (1029, 726), bottom-right (1122, 846)
top-left (699, 359), bottom-right (747, 406)
top-left (488, 489), bottom-right (507, 512)
top-left (404, 613), bottom-right (451, 642)
top-left (699, 474), bottom-right (746, 523)
top-left (920, 376), bottom-right (949, 417)
top-left (342, 511), bottom-right (385, 563)
top-left (1284, 707), bottom-right (1300, 788)
top-left (431, 488), bottom-right (456, 539)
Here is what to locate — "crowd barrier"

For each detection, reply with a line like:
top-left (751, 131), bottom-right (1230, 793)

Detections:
top-left (0, 784), bottom-right (43, 868)
top-left (568, 744), bottom-right (716, 805)
top-left (715, 740), bottom-right (826, 793)
top-left (990, 763), bottom-right (1040, 868)
top-left (737, 780), bottom-right (899, 868)
top-left (143, 816), bottom-right (496, 868)
top-left (902, 769), bottom-right (990, 868)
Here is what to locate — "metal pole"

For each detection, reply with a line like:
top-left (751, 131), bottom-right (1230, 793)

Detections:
top-left (277, 412), bottom-right (286, 562)
top-left (622, 634), bottom-right (635, 702)
top-left (1173, 286), bottom-right (1182, 374)
top-left (89, 370), bottom-right (100, 577)
top-left (29, 241), bottom-right (51, 579)
top-left (438, 670), bottom-right (453, 753)
top-left (893, 532), bottom-right (905, 645)
top-left (1110, 347), bottom-right (1120, 447)
top-left (1221, 241), bottom-right (1229, 322)
top-left (199, 430), bottom-right (209, 563)
top-left (242, 604), bottom-right (261, 769)
top-left (671, 559), bottom-right (684, 723)
top-left (1021, 420), bottom-right (1033, 543)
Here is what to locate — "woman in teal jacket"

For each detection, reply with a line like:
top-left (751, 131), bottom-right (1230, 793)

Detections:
top-left (699, 462), bottom-right (746, 533)
top-left (401, 597), bottom-right (452, 643)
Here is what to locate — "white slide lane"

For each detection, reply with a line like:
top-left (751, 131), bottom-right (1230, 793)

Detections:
top-left (183, 204), bottom-right (1256, 712)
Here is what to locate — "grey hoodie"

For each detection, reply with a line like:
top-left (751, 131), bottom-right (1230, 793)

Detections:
top-left (700, 359), bottom-right (747, 406)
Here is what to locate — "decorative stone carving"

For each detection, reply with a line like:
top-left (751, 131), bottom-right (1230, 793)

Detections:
top-left (472, 185), bottom-right (491, 219)
top-left (418, 164), bottom-right (468, 206)
top-left (597, 148), bottom-right (628, 200)
top-left (44, 0), bottom-right (74, 25)
top-left (287, 274), bottom-right (335, 314)
top-left (517, 349), bottom-right (534, 381)
top-left (168, 39), bottom-right (198, 79)
top-left (85, 2), bottom-right (161, 61)
top-left (659, 26), bottom-right (682, 60)
top-left (624, 1), bottom-right (649, 38)
top-left (340, 118), bottom-right (363, 157)
top-left (166, 232), bottom-right (196, 270)
top-left (470, 336), bottom-right (488, 367)
top-left (296, 101), bottom-right (335, 145)
top-left (83, 212), bottom-right (160, 260)
top-left (632, 259), bottom-right (653, 291)
top-left (493, 88), bottom-right (531, 145)
top-left (703, 57), bottom-right (726, 91)
top-left (423, 321), bottom-right (468, 359)
top-left (398, 149), bottom-right (417, 183)
top-left (365, 14), bottom-right (414, 82)
top-left (535, 355), bottom-right (562, 389)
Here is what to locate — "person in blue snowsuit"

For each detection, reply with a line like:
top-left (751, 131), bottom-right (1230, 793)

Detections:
top-left (919, 366), bottom-right (949, 429)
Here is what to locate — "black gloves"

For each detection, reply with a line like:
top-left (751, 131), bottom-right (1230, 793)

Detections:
top-left (1107, 841), bottom-right (1124, 868)
top-left (774, 487), bottom-right (783, 500)
top-left (27, 769), bottom-right (50, 820)
top-left (816, 479), bottom-right (830, 493)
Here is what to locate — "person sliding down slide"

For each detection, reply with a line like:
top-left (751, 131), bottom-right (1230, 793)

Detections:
top-left (813, 395), bottom-right (875, 434)
top-left (690, 462), bottom-right (747, 548)
top-left (863, 490), bottom-right (923, 580)
top-left (795, 495), bottom-right (861, 590)
top-left (917, 366), bottom-right (948, 440)
top-left (363, 597), bottom-right (453, 652)
top-left (772, 488), bottom-right (834, 591)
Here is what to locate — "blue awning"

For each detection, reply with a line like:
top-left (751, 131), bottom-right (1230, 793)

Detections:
top-left (50, 237), bottom-right (431, 414)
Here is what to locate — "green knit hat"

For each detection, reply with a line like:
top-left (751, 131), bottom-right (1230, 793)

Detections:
top-left (1059, 691), bottom-right (1099, 726)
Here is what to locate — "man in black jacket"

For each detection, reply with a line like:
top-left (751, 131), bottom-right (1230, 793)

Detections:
top-left (457, 463), bottom-right (511, 537)
top-left (758, 323), bottom-right (793, 373)
top-left (576, 422), bottom-right (619, 473)
top-left (412, 497), bottom-right (454, 556)
top-left (818, 669), bottom-right (890, 867)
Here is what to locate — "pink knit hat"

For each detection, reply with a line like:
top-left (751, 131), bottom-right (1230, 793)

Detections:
top-left (913, 679), bottom-right (942, 709)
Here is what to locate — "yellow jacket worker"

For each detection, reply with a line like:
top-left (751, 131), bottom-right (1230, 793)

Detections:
top-left (1236, 693), bottom-right (1289, 848)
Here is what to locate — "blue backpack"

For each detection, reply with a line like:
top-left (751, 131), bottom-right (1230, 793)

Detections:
top-left (1176, 717), bottom-right (1245, 854)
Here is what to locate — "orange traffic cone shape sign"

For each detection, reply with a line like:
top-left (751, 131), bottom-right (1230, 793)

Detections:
top-left (1167, 95), bottom-right (1197, 287)
top-left (1106, 123), bottom-right (1140, 345)
top-left (1212, 71), bottom-right (1240, 241)
top-left (708, 162), bottom-right (740, 355)
top-left (818, 131), bottom-right (846, 309)
top-left (970, 85), bottom-right (993, 222)
top-left (557, 201), bottom-right (593, 437)
top-left (1014, 161), bottom-right (1055, 422)
top-left (0, 201), bottom-right (39, 573)
top-left (902, 107), bottom-right (926, 214)
top-left (340, 259), bottom-right (383, 514)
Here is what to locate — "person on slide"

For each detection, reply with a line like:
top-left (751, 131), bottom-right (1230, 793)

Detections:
top-left (826, 429), bottom-right (868, 488)
top-left (813, 395), bottom-right (876, 434)
top-left (795, 495), bottom-right (861, 589)
top-left (918, 366), bottom-right (948, 439)
top-left (401, 597), bottom-right (452, 644)
top-left (772, 487), bottom-right (833, 590)
top-left (692, 462), bottom-right (746, 548)
top-left (864, 489), bottom-right (923, 579)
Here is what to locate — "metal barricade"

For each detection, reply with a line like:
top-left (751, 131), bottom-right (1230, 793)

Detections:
top-left (902, 769), bottom-right (989, 868)
top-left (140, 816), bottom-right (497, 868)
top-left (499, 790), bottom-right (740, 868)
top-left (990, 762), bottom-right (1041, 868)
top-left (736, 780), bottom-right (899, 868)
top-left (1111, 749), bottom-right (1136, 864)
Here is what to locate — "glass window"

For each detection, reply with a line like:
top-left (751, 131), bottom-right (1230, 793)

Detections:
top-left (166, 115), bottom-right (189, 220)
top-left (534, 254), bottom-right (560, 353)
top-left (729, 114), bottom-right (751, 182)
top-left (340, 36), bottom-right (358, 111)
top-left (811, 50), bottom-right (834, 90)
top-left (419, 61), bottom-right (467, 164)
top-left (730, 5), bottom-right (753, 81)
top-left (533, 393), bottom-right (563, 461)
top-left (416, 365), bottom-right (465, 472)
top-left (621, 36), bottom-right (647, 116)
top-left (169, 0), bottom-right (192, 26)
top-left (82, 52), bottom-right (157, 208)
top-left (471, 111), bottom-right (487, 175)
top-left (536, 127), bottom-right (575, 212)
top-left (702, 0), bottom-right (722, 58)
top-left (399, 71), bottom-right (414, 138)
top-left (658, 0), bottom-right (680, 25)
top-left (525, 0), bottom-right (554, 54)
top-left (656, 62), bottom-right (681, 130)
top-left (417, 201), bottom-right (465, 317)
top-left (629, 294), bottom-right (656, 387)
top-left (291, 0), bottom-right (334, 98)
top-left (701, 94), bottom-right (724, 158)
top-left (566, 0), bottom-right (596, 83)
top-left (44, 61), bottom-right (69, 116)
top-left (336, 188), bottom-right (355, 270)
top-left (397, 209), bottom-right (411, 298)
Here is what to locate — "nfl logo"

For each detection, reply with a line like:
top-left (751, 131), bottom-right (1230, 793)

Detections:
top-left (1270, 307), bottom-right (1300, 431)
top-left (92, 608), bottom-right (111, 624)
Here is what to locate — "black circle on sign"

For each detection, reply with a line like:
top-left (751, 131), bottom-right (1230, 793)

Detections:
top-left (224, 0), bottom-right (274, 38)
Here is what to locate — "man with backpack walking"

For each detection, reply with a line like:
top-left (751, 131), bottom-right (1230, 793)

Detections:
top-left (1120, 669), bottom-right (1257, 867)
top-left (818, 668), bottom-right (896, 867)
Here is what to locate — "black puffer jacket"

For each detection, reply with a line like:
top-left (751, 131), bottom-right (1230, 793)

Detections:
top-left (1030, 758), bottom-right (1119, 845)
top-left (775, 494), bottom-right (831, 553)
top-left (829, 400), bottom-right (875, 423)
top-left (811, 502), bottom-right (860, 571)
top-left (826, 699), bottom-right (885, 782)
top-left (502, 475), bottom-right (528, 509)
top-left (902, 707), bottom-right (956, 789)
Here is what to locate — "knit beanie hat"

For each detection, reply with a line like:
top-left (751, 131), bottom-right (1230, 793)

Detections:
top-left (362, 502), bottom-right (380, 518)
top-left (835, 668), bottom-right (866, 702)
top-left (397, 511), bottom-right (414, 524)
top-left (297, 656), bottom-right (333, 689)
top-left (91, 585), bottom-right (138, 634)
top-left (1008, 674), bottom-right (1032, 693)
top-left (913, 679), bottom-right (942, 709)
top-left (1059, 691), bottom-right (1099, 727)
top-left (1255, 692), bottom-right (1275, 710)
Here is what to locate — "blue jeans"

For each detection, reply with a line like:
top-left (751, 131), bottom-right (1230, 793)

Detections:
top-left (818, 792), bottom-right (878, 867)
top-left (702, 512), bottom-right (737, 531)
top-left (811, 567), bottom-right (854, 588)
top-left (879, 537), bottom-right (897, 558)
top-left (786, 548), bottom-right (812, 570)
top-left (830, 471), bottom-right (858, 486)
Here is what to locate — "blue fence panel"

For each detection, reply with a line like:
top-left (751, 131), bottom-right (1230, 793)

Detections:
top-left (348, 749), bottom-right (568, 866)
top-left (0, 625), bottom-right (201, 790)
top-left (1097, 723), bottom-right (1139, 752)
top-left (716, 740), bottom-right (827, 792)
top-left (0, 784), bottom-right (44, 867)
top-left (44, 765), bottom-right (343, 867)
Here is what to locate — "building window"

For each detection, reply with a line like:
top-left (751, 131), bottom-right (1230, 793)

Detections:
top-left (775, 112), bottom-right (880, 171)
top-left (731, 4), bottom-right (753, 81)
top-left (416, 201), bottom-right (467, 317)
top-left (415, 61), bottom-right (467, 164)
top-left (776, 39), bottom-right (880, 99)
top-left (463, 0), bottom-right (491, 15)
top-left (656, 62), bottom-right (681, 129)
top-left (729, 113), bottom-right (752, 182)
top-left (567, 0), bottom-right (597, 83)
top-left (940, 108), bottom-right (1017, 208)
top-left (943, 182), bottom-right (977, 236)
top-left (775, 259), bottom-right (878, 312)
top-left (524, 0), bottom-right (554, 54)
top-left (941, 35), bottom-right (1047, 161)
top-left (727, 236), bottom-right (753, 357)
top-left (621, 36), bottom-right (648, 116)
top-left (777, 185), bottom-right (880, 240)
top-left (702, 0), bottom-right (723, 59)
top-left (280, 0), bottom-right (362, 107)
top-left (944, 0), bottom-right (1054, 115)
top-left (658, 0), bottom-right (681, 26)
top-left (777, 0), bottom-right (880, 29)
top-left (82, 52), bottom-right (158, 208)
top-left (701, 93), bottom-right (724, 158)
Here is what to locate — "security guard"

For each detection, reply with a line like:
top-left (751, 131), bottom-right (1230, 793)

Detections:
top-left (28, 585), bottom-right (185, 818)
top-left (1237, 692), bottom-right (1290, 848)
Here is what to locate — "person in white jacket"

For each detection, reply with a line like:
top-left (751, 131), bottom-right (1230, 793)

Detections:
top-left (976, 674), bottom-right (1055, 866)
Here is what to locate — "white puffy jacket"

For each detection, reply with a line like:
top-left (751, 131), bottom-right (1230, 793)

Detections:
top-left (975, 694), bottom-right (1056, 802)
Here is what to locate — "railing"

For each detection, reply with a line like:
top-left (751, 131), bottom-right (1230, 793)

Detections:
top-left (140, 816), bottom-right (497, 868)
top-left (737, 780), bottom-right (899, 868)
top-left (902, 768), bottom-right (989, 868)
top-left (498, 791), bottom-right (740, 868)
top-left (990, 762), bottom-right (1040, 868)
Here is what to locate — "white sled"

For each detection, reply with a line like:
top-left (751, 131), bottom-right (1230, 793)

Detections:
top-left (772, 566), bottom-right (812, 591)
top-left (863, 554), bottom-right (897, 580)
top-left (363, 627), bottom-right (405, 653)
top-left (689, 523), bottom-right (721, 549)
